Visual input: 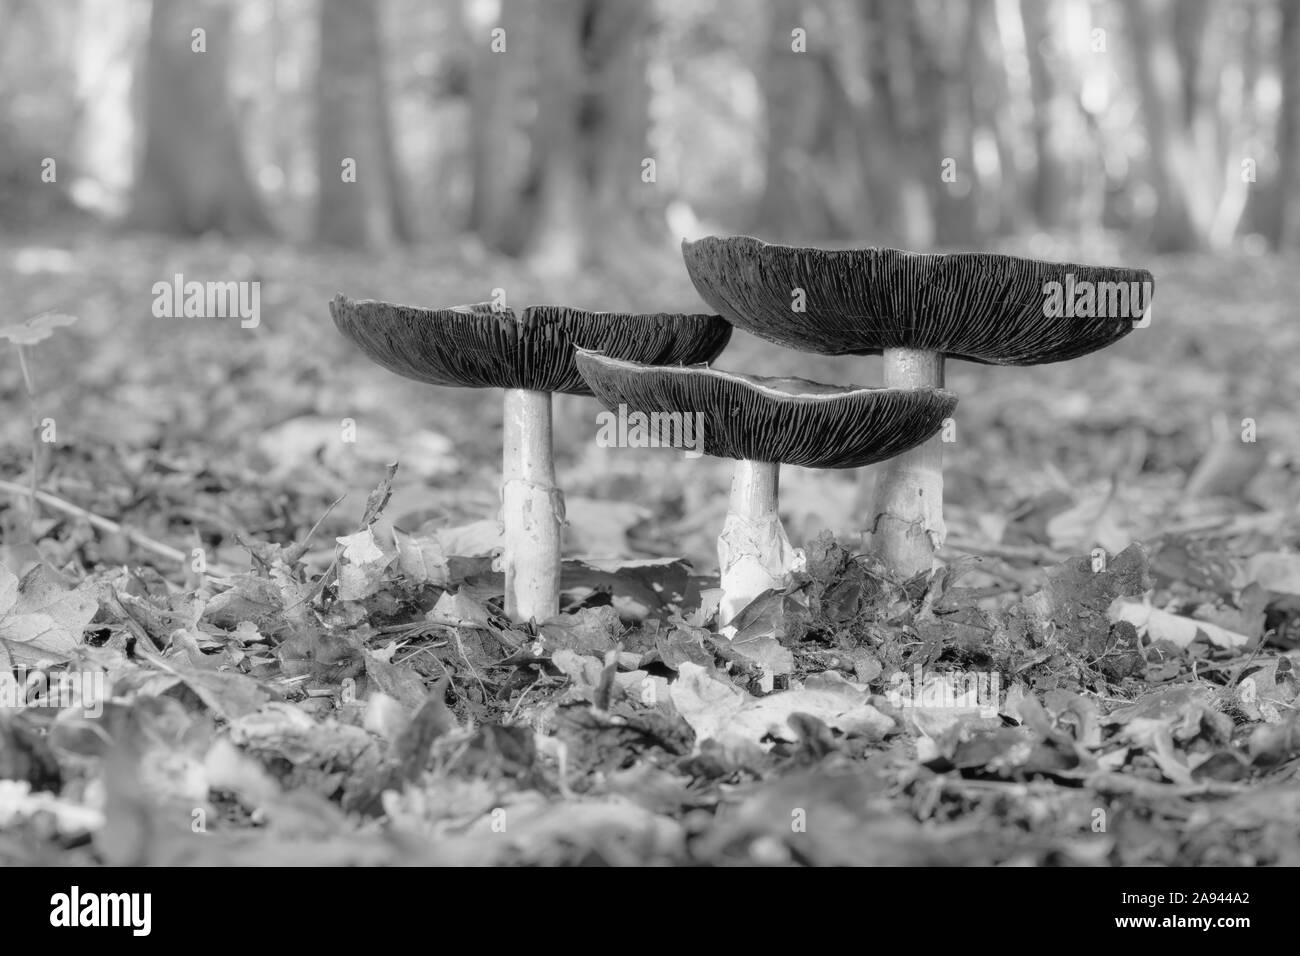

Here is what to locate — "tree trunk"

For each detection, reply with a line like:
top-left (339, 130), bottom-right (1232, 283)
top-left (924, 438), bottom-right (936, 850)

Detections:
top-left (525, 0), bottom-right (587, 273)
top-left (927, 3), bottom-right (979, 246)
top-left (872, 0), bottom-right (936, 249)
top-left (1276, 0), bottom-right (1300, 248)
top-left (1172, 0), bottom-right (1211, 126)
top-left (524, 0), bottom-right (655, 272)
top-left (466, 0), bottom-right (532, 254)
top-left (585, 0), bottom-right (656, 252)
top-left (847, 0), bottom-right (913, 246)
top-left (127, 0), bottom-right (271, 236)
top-left (315, 0), bottom-right (409, 246)
top-left (987, 0), bottom-right (1034, 234)
top-left (1122, 0), bottom-right (1205, 251)
top-left (754, 0), bottom-right (839, 239)
top-left (1019, 0), bottom-right (1070, 229)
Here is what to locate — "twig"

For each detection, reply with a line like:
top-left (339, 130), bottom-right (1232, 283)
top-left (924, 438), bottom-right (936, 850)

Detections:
top-left (1161, 511), bottom-right (1298, 539)
top-left (285, 492), bottom-right (346, 564)
top-left (944, 537), bottom-right (1070, 564)
top-left (507, 673), bottom-right (546, 724)
top-left (14, 344), bottom-right (40, 534)
top-left (104, 589), bottom-right (166, 652)
top-left (936, 551), bottom-right (1038, 589)
top-left (0, 477), bottom-right (230, 579)
top-left (451, 627), bottom-right (490, 704)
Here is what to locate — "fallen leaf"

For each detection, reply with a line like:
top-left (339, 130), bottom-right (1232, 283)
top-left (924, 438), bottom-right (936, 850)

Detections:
top-left (538, 606), bottom-right (621, 656)
top-left (363, 650), bottom-right (430, 711)
top-left (1046, 486), bottom-right (1132, 554)
top-left (360, 462), bottom-right (398, 527)
top-left (1242, 552), bottom-right (1300, 596)
top-left (670, 663), bottom-right (893, 751)
top-left (1110, 599), bottom-right (1252, 650)
top-left (393, 529), bottom-right (449, 586)
top-left (437, 520), bottom-right (503, 557)
top-left (335, 528), bottom-right (393, 601)
top-left (724, 590), bottom-right (796, 679)
top-left (0, 563), bottom-right (97, 666)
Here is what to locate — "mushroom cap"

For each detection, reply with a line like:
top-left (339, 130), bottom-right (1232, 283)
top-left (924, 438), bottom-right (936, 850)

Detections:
top-left (330, 295), bottom-right (732, 395)
top-left (682, 235), bottom-right (1154, 365)
top-left (575, 351), bottom-right (957, 469)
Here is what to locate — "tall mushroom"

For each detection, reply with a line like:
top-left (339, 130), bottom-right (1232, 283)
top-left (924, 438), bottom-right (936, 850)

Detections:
top-left (682, 235), bottom-right (1154, 579)
top-left (575, 351), bottom-right (957, 625)
top-left (330, 295), bottom-right (731, 623)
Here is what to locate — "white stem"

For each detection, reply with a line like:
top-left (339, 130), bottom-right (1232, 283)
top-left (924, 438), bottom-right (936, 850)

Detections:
top-left (717, 459), bottom-right (801, 628)
top-left (501, 388), bottom-right (563, 623)
top-left (869, 348), bottom-right (946, 578)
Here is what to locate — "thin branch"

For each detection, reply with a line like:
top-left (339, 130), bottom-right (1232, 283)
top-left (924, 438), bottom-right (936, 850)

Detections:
top-left (944, 537), bottom-right (1070, 564)
top-left (0, 478), bottom-right (232, 580)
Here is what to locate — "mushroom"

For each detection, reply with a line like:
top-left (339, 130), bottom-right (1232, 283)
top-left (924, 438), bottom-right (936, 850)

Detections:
top-left (575, 351), bottom-right (957, 626)
top-left (681, 235), bottom-right (1154, 579)
top-left (329, 295), bottom-right (731, 623)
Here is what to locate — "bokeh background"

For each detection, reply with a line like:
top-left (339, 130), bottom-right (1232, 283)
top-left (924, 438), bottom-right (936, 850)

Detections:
top-left (1, 0), bottom-right (1298, 578)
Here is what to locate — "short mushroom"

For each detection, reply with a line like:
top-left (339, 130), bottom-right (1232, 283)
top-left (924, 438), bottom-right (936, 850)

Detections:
top-left (575, 350), bottom-right (957, 625)
top-left (681, 235), bottom-right (1154, 579)
top-left (330, 295), bottom-right (731, 623)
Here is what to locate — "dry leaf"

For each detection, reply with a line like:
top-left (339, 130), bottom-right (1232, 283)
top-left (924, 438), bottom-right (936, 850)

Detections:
top-left (1109, 599), bottom-right (1251, 650)
top-left (0, 563), bottom-right (97, 666)
top-left (335, 528), bottom-right (393, 601)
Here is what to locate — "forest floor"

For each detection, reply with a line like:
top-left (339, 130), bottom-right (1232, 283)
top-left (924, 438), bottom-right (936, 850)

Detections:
top-left (1, 224), bottom-right (1299, 865)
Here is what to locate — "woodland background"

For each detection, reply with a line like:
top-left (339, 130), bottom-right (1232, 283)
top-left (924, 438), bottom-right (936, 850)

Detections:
top-left (3, 0), bottom-right (1299, 562)
top-left (3, 0), bottom-right (1299, 572)
top-left (5, 0), bottom-right (1300, 254)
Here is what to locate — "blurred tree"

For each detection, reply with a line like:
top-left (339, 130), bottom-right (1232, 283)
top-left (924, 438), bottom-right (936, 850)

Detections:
top-left (1122, 0), bottom-right (1212, 251)
top-left (69, 0), bottom-right (1296, 254)
top-left (739, 0), bottom-right (1300, 253)
top-left (1197, 0), bottom-right (1260, 248)
top-left (465, 0), bottom-right (533, 254)
top-left (585, 0), bottom-right (657, 249)
top-left (862, 0), bottom-right (960, 248)
top-left (315, 0), bottom-right (410, 246)
top-left (0, 0), bottom-right (80, 228)
top-left (752, 0), bottom-right (843, 239)
top-left (127, 0), bottom-right (271, 235)
top-left (526, 0), bottom-right (586, 272)
top-left (968, 0), bottom-right (1020, 237)
top-left (854, 0), bottom-right (931, 247)
top-left (1020, 0), bottom-right (1071, 229)
top-left (525, 0), bottom-right (656, 272)
top-left (924, 0), bottom-right (980, 245)
top-left (74, 0), bottom-right (143, 220)
top-left (749, 0), bottom-right (993, 248)
top-left (1276, 0), bottom-right (1300, 248)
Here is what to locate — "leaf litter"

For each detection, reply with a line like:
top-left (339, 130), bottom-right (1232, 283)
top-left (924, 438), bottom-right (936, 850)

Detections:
top-left (4, 468), bottom-right (1300, 866)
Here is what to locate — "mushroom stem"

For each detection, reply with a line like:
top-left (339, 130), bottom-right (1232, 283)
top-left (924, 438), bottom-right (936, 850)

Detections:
top-left (869, 348), bottom-right (946, 578)
top-left (718, 459), bottom-right (800, 628)
top-left (501, 388), bottom-right (563, 623)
